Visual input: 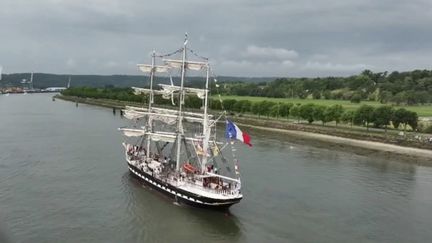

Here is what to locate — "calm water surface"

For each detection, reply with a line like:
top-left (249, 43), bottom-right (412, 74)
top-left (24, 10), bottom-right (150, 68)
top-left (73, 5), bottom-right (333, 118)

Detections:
top-left (1, 94), bottom-right (431, 243)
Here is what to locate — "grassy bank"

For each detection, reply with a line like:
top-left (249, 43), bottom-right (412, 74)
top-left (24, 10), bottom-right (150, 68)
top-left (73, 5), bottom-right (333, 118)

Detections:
top-left (231, 115), bottom-right (432, 150)
top-left (220, 95), bottom-right (432, 117)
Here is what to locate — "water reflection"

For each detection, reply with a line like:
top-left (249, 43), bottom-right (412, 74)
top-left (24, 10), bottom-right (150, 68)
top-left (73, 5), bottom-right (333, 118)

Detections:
top-left (0, 221), bottom-right (12, 243)
top-left (121, 172), bottom-right (242, 242)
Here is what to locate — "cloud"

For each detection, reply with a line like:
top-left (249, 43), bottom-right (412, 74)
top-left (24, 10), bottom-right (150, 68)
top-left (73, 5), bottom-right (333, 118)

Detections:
top-left (66, 58), bottom-right (76, 68)
top-left (303, 61), bottom-right (371, 72)
top-left (212, 44), bottom-right (299, 76)
top-left (216, 59), bottom-right (296, 77)
top-left (0, 0), bottom-right (431, 77)
top-left (243, 45), bottom-right (299, 60)
top-left (105, 61), bottom-right (119, 68)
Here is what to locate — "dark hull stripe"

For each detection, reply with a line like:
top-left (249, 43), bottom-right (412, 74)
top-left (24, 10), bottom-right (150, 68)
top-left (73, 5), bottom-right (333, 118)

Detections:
top-left (127, 163), bottom-right (242, 209)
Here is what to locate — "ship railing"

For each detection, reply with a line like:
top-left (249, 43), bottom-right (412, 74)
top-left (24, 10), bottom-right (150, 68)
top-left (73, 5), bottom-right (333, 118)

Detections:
top-left (175, 177), bottom-right (240, 197)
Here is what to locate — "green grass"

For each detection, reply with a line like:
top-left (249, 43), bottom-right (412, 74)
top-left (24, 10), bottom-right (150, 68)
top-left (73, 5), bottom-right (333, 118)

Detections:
top-left (219, 95), bottom-right (432, 117)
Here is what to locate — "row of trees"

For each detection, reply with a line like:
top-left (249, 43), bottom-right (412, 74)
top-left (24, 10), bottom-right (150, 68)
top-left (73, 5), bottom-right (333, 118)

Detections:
top-left (221, 69), bottom-right (432, 105)
top-left (218, 99), bottom-right (419, 131)
top-left (62, 87), bottom-right (420, 132)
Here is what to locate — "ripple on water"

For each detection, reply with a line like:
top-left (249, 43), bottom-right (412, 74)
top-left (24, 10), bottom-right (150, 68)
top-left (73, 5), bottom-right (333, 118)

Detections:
top-left (120, 172), bottom-right (151, 242)
top-left (3, 94), bottom-right (432, 243)
top-left (119, 171), bottom-right (244, 242)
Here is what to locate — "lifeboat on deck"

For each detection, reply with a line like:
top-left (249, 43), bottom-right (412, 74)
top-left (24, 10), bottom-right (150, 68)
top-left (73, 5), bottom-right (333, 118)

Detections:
top-left (183, 163), bottom-right (198, 174)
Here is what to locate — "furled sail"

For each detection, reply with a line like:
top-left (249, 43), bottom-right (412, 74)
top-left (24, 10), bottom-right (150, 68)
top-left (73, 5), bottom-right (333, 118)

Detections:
top-left (137, 64), bottom-right (169, 73)
top-left (152, 113), bottom-right (214, 124)
top-left (147, 132), bottom-right (177, 143)
top-left (132, 87), bottom-right (167, 96)
top-left (125, 106), bottom-right (213, 119)
top-left (125, 106), bottom-right (146, 111)
top-left (151, 113), bottom-right (177, 125)
top-left (146, 132), bottom-right (218, 144)
top-left (123, 109), bottom-right (146, 120)
top-left (118, 128), bottom-right (146, 137)
top-left (159, 84), bottom-right (207, 99)
top-left (163, 59), bottom-right (207, 71)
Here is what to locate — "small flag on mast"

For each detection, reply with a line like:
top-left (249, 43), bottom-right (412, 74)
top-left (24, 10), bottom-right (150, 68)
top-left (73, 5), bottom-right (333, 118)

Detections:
top-left (225, 120), bottom-right (252, 147)
top-left (184, 32), bottom-right (188, 45)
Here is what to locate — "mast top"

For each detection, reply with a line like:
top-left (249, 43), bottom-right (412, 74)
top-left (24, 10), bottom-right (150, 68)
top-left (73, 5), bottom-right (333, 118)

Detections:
top-left (184, 32), bottom-right (188, 46)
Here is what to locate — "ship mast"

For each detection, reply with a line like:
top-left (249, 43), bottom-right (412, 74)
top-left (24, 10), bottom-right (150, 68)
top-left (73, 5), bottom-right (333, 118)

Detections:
top-left (146, 51), bottom-right (156, 159)
top-left (175, 34), bottom-right (188, 171)
top-left (201, 64), bottom-right (210, 172)
top-left (30, 72), bottom-right (34, 90)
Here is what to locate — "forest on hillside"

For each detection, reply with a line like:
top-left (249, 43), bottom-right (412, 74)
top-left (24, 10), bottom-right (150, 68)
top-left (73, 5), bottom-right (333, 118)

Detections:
top-left (220, 69), bottom-right (432, 105)
top-left (4, 69), bottom-right (432, 106)
top-left (0, 73), bottom-right (270, 89)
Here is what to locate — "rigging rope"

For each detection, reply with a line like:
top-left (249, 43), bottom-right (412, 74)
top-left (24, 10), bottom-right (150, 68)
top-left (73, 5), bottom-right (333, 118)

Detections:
top-left (209, 67), bottom-right (226, 115)
top-left (155, 48), bottom-right (184, 58)
top-left (140, 44), bottom-right (241, 178)
top-left (188, 48), bottom-right (209, 61)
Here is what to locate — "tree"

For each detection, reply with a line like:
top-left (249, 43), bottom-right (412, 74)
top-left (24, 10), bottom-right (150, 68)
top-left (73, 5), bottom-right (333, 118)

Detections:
top-left (378, 90), bottom-right (393, 104)
top-left (313, 105), bottom-right (327, 125)
top-left (279, 103), bottom-right (293, 119)
top-left (341, 110), bottom-right (355, 127)
top-left (185, 96), bottom-right (202, 109)
top-left (406, 111), bottom-right (419, 131)
top-left (416, 91), bottom-right (429, 105)
top-left (350, 93), bottom-right (362, 103)
top-left (326, 104), bottom-right (344, 126)
top-left (262, 101), bottom-right (276, 118)
top-left (373, 106), bottom-right (394, 133)
top-left (354, 105), bottom-right (375, 131)
top-left (210, 99), bottom-right (222, 110)
top-left (405, 91), bottom-right (417, 105)
top-left (299, 103), bottom-right (316, 124)
top-left (290, 105), bottom-right (301, 123)
top-left (391, 92), bottom-right (405, 105)
top-left (233, 100), bottom-right (251, 113)
top-left (270, 103), bottom-right (281, 118)
top-left (298, 91), bottom-right (308, 99)
top-left (392, 108), bottom-right (419, 131)
top-left (241, 100), bottom-right (252, 113)
top-left (312, 90), bottom-right (321, 99)
top-left (392, 108), bottom-right (408, 129)
top-left (251, 101), bottom-right (273, 118)
top-left (251, 102), bottom-right (261, 117)
top-left (321, 90), bottom-right (330, 99)
top-left (223, 99), bottom-right (237, 111)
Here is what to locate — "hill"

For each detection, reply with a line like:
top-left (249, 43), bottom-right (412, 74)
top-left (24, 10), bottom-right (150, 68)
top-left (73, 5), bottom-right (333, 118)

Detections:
top-left (0, 73), bottom-right (273, 88)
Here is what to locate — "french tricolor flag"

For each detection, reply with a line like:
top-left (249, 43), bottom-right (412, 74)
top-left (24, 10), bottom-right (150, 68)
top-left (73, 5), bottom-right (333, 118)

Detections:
top-left (226, 120), bottom-right (252, 147)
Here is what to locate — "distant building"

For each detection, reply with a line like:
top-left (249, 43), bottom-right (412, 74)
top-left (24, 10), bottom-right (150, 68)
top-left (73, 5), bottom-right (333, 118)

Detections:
top-left (43, 77), bottom-right (70, 92)
top-left (43, 87), bottom-right (67, 92)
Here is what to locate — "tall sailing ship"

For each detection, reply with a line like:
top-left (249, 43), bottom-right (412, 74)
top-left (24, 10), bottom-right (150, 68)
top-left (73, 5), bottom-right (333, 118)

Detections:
top-left (119, 35), bottom-right (251, 209)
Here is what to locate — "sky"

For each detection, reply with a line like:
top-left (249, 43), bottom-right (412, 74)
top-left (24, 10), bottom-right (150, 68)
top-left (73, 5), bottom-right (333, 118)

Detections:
top-left (0, 0), bottom-right (431, 77)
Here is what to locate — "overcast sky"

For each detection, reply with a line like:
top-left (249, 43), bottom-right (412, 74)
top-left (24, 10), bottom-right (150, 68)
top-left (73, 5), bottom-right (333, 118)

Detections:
top-left (0, 0), bottom-right (431, 77)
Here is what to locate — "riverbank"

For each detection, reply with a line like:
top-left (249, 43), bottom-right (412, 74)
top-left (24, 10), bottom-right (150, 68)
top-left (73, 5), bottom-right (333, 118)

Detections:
top-left (55, 94), bottom-right (142, 109)
top-left (56, 95), bottom-right (432, 164)
top-left (239, 123), bottom-right (432, 165)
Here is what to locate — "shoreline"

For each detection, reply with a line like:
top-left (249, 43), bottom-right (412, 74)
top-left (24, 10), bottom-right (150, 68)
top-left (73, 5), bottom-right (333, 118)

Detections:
top-left (239, 123), bottom-right (432, 165)
top-left (56, 95), bottom-right (432, 165)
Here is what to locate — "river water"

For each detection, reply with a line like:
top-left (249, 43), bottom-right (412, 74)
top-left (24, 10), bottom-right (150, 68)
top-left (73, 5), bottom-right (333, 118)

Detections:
top-left (0, 94), bottom-right (431, 243)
